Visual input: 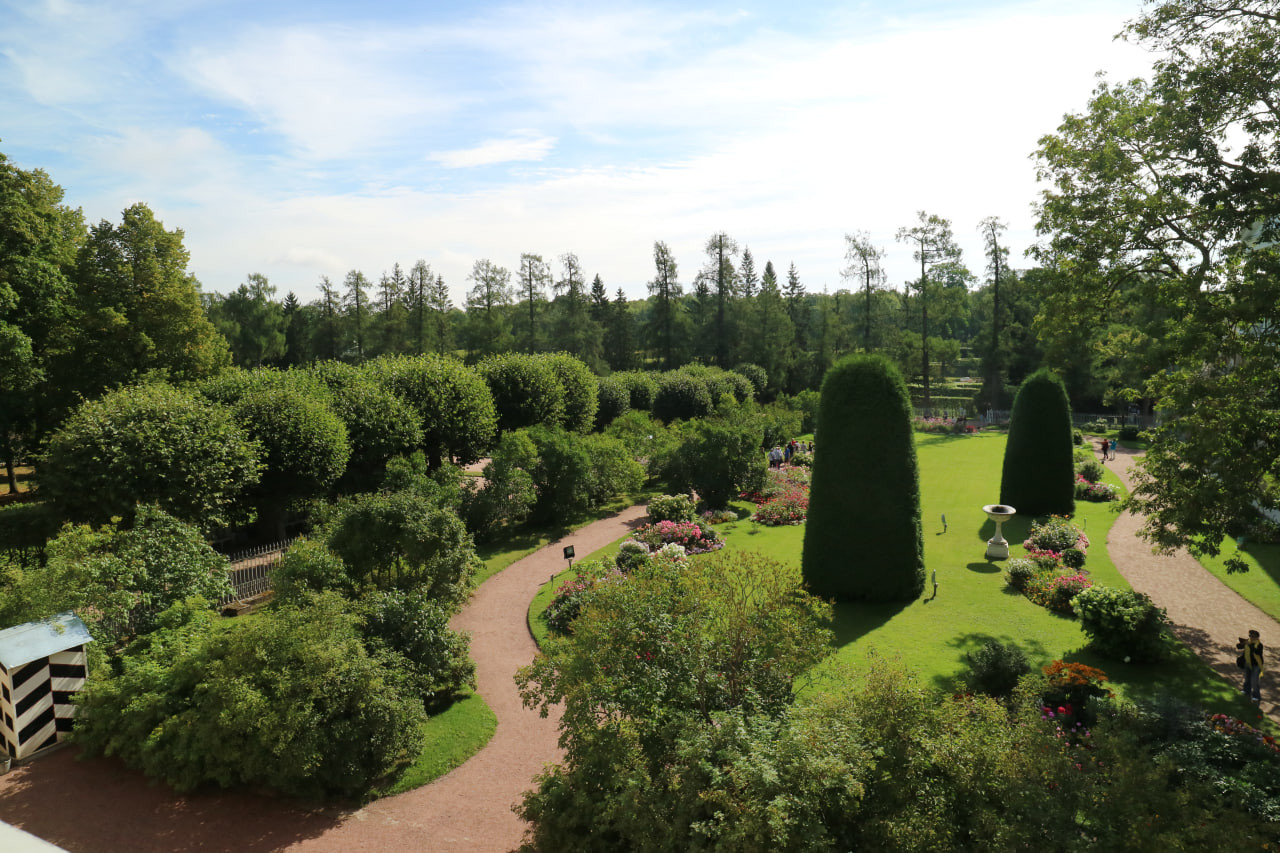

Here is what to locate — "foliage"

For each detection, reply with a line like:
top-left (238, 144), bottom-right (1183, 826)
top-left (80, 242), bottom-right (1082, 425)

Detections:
top-left (1073, 585), bottom-right (1173, 663)
top-left (580, 432), bottom-right (645, 506)
top-left (540, 558), bottom-right (625, 635)
top-left (517, 552), bottom-right (834, 850)
top-left (1076, 458), bottom-right (1104, 483)
top-left (652, 370), bottom-right (712, 422)
top-left (39, 383), bottom-right (261, 533)
top-left (359, 587), bottom-right (475, 704)
top-left (3, 505), bottom-right (230, 643)
top-left (603, 409), bottom-right (673, 473)
top-left (593, 374), bottom-right (630, 430)
top-left (646, 493), bottom-right (697, 524)
top-left (319, 490), bottom-right (479, 609)
top-left (733, 362), bottom-right (768, 400)
top-left (271, 537), bottom-right (357, 605)
top-left (964, 639), bottom-right (1031, 698)
top-left (614, 371), bottom-right (658, 411)
top-left (461, 431), bottom-right (538, 537)
top-left (1076, 476), bottom-right (1120, 502)
top-left (73, 595), bottom-right (427, 799)
top-left (803, 354), bottom-right (924, 602)
top-left (1000, 369), bottom-right (1075, 516)
top-left (309, 361), bottom-right (424, 490)
top-left (748, 467), bottom-right (811, 526)
top-left (542, 352), bottom-right (599, 434)
top-left (364, 353), bottom-right (497, 469)
top-left (613, 540), bottom-right (653, 573)
top-left (1025, 515), bottom-right (1089, 556)
top-left (479, 352), bottom-right (566, 432)
top-left (231, 385), bottom-right (351, 522)
top-left (1118, 425), bottom-right (1141, 442)
top-left (664, 418), bottom-right (766, 509)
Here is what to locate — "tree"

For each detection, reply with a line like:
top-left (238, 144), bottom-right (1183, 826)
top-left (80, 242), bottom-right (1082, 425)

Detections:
top-left (543, 352), bottom-right (599, 434)
top-left (364, 353), bottom-right (497, 470)
top-left (977, 217), bottom-right (1009, 407)
top-left (803, 354), bottom-right (923, 601)
top-left (342, 269), bottom-right (371, 361)
top-left (316, 276), bottom-right (342, 360)
top-left (896, 211), bottom-right (961, 413)
top-left (999, 369), bottom-right (1075, 517)
top-left (40, 383), bottom-right (261, 532)
top-left (667, 419), bottom-right (766, 509)
top-left (308, 361), bottom-right (423, 491)
top-left (697, 232), bottom-right (739, 366)
top-left (63, 203), bottom-right (230, 397)
top-left (478, 352), bottom-right (566, 432)
top-left (207, 273), bottom-right (287, 367)
top-left (646, 241), bottom-right (685, 369)
top-left (841, 231), bottom-right (887, 352)
top-left (517, 252), bottom-right (551, 352)
top-left (1032, 0), bottom-right (1280, 558)
top-left (549, 252), bottom-right (603, 367)
top-left (464, 258), bottom-right (514, 357)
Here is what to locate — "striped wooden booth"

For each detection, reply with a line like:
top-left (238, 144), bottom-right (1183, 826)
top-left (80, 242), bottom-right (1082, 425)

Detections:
top-left (0, 612), bottom-right (93, 762)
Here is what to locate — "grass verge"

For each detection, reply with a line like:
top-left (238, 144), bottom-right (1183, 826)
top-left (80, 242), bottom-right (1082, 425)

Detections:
top-left (381, 692), bottom-right (498, 797)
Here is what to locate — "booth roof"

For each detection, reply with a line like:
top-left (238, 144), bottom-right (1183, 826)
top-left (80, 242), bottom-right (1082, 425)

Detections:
top-left (0, 612), bottom-right (93, 670)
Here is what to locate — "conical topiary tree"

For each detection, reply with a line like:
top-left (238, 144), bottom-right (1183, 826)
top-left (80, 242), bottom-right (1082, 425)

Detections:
top-left (999, 368), bottom-right (1075, 517)
top-left (802, 354), bottom-right (924, 602)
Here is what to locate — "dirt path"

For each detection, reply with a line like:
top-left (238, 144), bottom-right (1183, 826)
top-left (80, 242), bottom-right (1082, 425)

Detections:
top-left (1102, 445), bottom-right (1280, 721)
top-left (0, 505), bottom-right (648, 853)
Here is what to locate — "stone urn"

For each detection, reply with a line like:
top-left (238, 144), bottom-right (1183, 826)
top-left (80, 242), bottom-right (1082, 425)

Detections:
top-left (982, 504), bottom-right (1016, 560)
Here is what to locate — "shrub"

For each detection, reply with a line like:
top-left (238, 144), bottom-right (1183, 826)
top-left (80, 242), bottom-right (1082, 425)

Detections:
top-left (1073, 585), bottom-right (1171, 662)
top-left (803, 354), bottom-right (923, 602)
top-left (273, 537), bottom-right (356, 604)
top-left (1061, 547), bottom-right (1086, 570)
top-left (652, 371), bottom-right (712, 422)
top-left (665, 419), bottom-right (766, 509)
top-left (360, 587), bottom-right (475, 704)
top-left (999, 369), bottom-right (1075, 516)
top-left (1073, 428), bottom-right (1084, 445)
top-left (543, 352), bottom-right (599, 434)
top-left (613, 541), bottom-right (652, 574)
top-left (615, 371), bottom-right (658, 411)
top-left (1046, 573), bottom-right (1092, 615)
top-left (542, 559), bottom-right (625, 635)
top-left (1076, 477), bottom-right (1120, 502)
top-left (479, 352), bottom-right (566, 431)
top-left (460, 431), bottom-right (538, 538)
top-left (40, 383), bottom-right (261, 533)
top-left (594, 374), bottom-right (630, 430)
top-left (632, 520), bottom-right (722, 554)
top-left (73, 595), bottom-right (428, 799)
top-left (1025, 515), bottom-right (1088, 555)
top-left (1076, 458), bottom-right (1105, 483)
top-left (733, 363), bottom-right (768, 401)
top-left (1119, 425), bottom-right (1141, 441)
top-left (581, 433), bottom-right (644, 506)
top-left (964, 640), bottom-right (1031, 698)
top-left (604, 410), bottom-right (672, 472)
top-left (1004, 558), bottom-right (1039, 591)
top-left (647, 493), bottom-right (697, 524)
top-left (789, 450), bottom-right (813, 467)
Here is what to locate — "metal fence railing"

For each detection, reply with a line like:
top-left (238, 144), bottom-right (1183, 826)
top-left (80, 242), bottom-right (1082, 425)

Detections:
top-left (217, 538), bottom-right (294, 608)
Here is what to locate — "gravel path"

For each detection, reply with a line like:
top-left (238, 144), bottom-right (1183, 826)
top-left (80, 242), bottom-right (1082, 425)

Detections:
top-left (1102, 444), bottom-right (1280, 721)
top-left (0, 505), bottom-right (648, 853)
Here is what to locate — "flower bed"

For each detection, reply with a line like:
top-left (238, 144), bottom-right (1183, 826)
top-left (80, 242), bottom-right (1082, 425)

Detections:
top-left (1075, 475), bottom-right (1119, 502)
top-left (913, 416), bottom-right (977, 434)
top-left (1007, 517), bottom-right (1094, 614)
top-left (631, 519), bottom-right (723, 554)
top-left (742, 466), bottom-right (811, 526)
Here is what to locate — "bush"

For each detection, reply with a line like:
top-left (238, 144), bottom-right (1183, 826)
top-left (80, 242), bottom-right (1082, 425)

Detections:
top-left (1061, 547), bottom-right (1086, 570)
top-left (632, 520), bottom-right (722, 554)
top-left (964, 640), bottom-right (1031, 698)
top-left (615, 371), bottom-right (658, 412)
top-left (1000, 369), bottom-right (1075, 516)
top-left (647, 493), bottom-right (697, 524)
top-left (604, 410), bottom-right (672, 472)
top-left (803, 354), bottom-right (923, 602)
top-left (526, 425), bottom-right (595, 524)
top-left (76, 596), bottom-right (427, 799)
top-left (613, 541), bottom-right (651, 574)
top-left (1073, 428), bottom-right (1084, 445)
top-left (1076, 458), bottom-right (1105, 483)
top-left (580, 433), bottom-right (644, 506)
top-left (273, 537), bottom-right (356, 605)
top-left (1025, 515), bottom-right (1088, 554)
top-left (665, 419), bottom-right (766, 509)
top-left (543, 352), bottom-right (599, 434)
top-left (1074, 585), bottom-right (1171, 662)
top-left (479, 352), bottom-right (566, 432)
top-left (1076, 477), bottom-right (1120, 502)
top-left (461, 431), bottom-right (538, 538)
top-left (360, 587), bottom-right (475, 704)
top-left (652, 371), bottom-right (712, 422)
top-left (40, 383), bottom-right (261, 533)
top-left (1004, 558), bottom-right (1039, 592)
top-left (733, 363), bottom-right (768, 401)
top-left (541, 559), bottom-right (624, 634)
top-left (594, 375), bottom-right (630, 430)
top-left (1119, 425), bottom-right (1141, 441)
top-left (1046, 573), bottom-right (1092, 615)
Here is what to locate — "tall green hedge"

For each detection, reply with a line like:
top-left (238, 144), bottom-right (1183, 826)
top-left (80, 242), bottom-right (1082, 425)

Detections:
top-left (802, 355), bottom-right (923, 602)
top-left (999, 369), bottom-right (1075, 517)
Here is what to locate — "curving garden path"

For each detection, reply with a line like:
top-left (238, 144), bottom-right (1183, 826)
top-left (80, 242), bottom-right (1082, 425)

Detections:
top-left (1101, 445), bottom-right (1280, 722)
top-left (0, 505), bottom-right (648, 853)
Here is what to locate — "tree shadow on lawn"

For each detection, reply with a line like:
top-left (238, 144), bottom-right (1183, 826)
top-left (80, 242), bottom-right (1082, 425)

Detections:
top-left (830, 599), bottom-right (912, 648)
top-left (931, 631), bottom-right (1058, 693)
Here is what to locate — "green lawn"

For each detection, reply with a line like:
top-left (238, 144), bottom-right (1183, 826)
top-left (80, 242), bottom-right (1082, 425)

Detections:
top-left (528, 432), bottom-right (1266, 726)
top-left (381, 692), bottom-right (497, 796)
top-left (1198, 539), bottom-right (1280, 623)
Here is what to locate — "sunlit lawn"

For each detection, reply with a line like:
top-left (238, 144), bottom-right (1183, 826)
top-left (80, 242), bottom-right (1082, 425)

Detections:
top-left (1198, 540), bottom-right (1280, 623)
top-left (529, 432), bottom-right (1266, 725)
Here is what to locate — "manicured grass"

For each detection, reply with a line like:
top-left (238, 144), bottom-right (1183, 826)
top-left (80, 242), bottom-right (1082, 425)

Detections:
top-left (1199, 539), bottom-right (1280, 623)
top-left (381, 692), bottom-right (497, 797)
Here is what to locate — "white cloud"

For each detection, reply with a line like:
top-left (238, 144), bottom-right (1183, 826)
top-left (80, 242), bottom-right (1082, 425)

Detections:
top-left (429, 131), bottom-right (556, 168)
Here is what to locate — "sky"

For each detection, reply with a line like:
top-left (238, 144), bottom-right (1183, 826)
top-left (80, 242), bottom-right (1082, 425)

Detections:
top-left (0, 0), bottom-right (1159, 306)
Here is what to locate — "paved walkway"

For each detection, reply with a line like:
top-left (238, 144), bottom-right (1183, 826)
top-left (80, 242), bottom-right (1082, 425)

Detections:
top-left (0, 505), bottom-right (648, 853)
top-left (1102, 444), bottom-right (1280, 721)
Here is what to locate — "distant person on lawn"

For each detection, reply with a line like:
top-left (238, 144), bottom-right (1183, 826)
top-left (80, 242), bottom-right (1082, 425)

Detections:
top-left (1239, 630), bottom-right (1264, 702)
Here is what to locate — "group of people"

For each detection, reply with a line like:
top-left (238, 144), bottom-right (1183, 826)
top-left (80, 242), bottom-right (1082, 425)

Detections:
top-left (767, 439), bottom-right (813, 468)
top-left (1098, 437), bottom-right (1118, 461)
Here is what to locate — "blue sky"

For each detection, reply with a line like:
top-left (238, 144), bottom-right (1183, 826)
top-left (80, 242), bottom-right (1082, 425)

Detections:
top-left (1, 0), bottom-right (1155, 305)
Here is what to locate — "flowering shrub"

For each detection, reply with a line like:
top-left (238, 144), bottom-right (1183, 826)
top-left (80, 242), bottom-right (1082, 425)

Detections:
top-left (741, 466), bottom-right (811, 526)
top-left (1004, 558), bottom-right (1039, 591)
top-left (647, 493), bottom-right (697, 524)
top-left (1024, 515), bottom-right (1088, 554)
top-left (1075, 476), bottom-right (1119, 502)
top-left (789, 451), bottom-right (813, 467)
top-left (912, 416), bottom-right (977, 434)
top-left (632, 520), bottom-right (722, 554)
top-left (1042, 660), bottom-right (1112, 727)
top-left (614, 540), bottom-right (652, 573)
top-left (543, 561), bottom-right (625, 634)
top-left (1045, 573), bottom-right (1093, 614)
top-left (1076, 458), bottom-right (1105, 483)
top-left (1073, 585), bottom-right (1171, 662)
top-left (1207, 714), bottom-right (1280, 757)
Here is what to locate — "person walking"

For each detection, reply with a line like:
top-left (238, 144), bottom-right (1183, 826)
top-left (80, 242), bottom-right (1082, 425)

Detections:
top-left (1109, 438), bottom-right (1118, 461)
top-left (1099, 438), bottom-right (1109, 463)
top-left (1238, 630), bottom-right (1265, 702)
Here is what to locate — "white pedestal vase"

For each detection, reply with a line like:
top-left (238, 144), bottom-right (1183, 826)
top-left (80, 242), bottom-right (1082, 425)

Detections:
top-left (982, 504), bottom-right (1016, 560)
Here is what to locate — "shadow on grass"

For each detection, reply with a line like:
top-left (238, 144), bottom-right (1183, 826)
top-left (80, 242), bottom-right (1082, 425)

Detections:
top-left (930, 631), bottom-right (1058, 692)
top-left (966, 561), bottom-right (1002, 575)
top-left (831, 599), bottom-right (912, 649)
top-left (979, 517), bottom-right (1031, 544)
